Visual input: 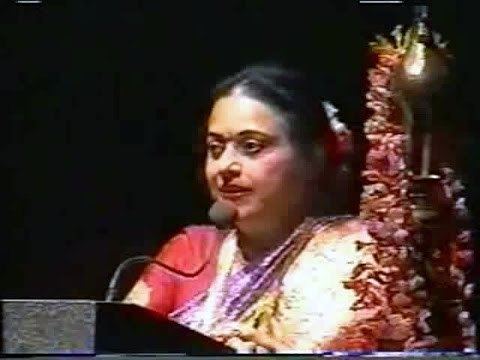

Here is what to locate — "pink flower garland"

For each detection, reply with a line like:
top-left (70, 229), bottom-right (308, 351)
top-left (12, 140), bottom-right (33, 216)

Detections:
top-left (358, 32), bottom-right (477, 351)
top-left (358, 49), bottom-right (437, 350)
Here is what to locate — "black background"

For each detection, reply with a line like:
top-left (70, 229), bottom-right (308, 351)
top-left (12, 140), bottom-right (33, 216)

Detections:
top-left (2, 1), bottom-right (478, 300)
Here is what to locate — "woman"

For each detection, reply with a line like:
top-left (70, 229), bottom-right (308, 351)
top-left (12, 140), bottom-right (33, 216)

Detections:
top-left (125, 64), bottom-right (387, 352)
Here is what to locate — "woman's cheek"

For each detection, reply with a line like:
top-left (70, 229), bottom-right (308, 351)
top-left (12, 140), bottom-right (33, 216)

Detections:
top-left (204, 163), bottom-right (218, 196)
top-left (254, 155), bottom-right (296, 188)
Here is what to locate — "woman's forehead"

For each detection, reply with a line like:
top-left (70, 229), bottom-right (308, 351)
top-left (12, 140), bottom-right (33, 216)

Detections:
top-left (207, 95), bottom-right (286, 137)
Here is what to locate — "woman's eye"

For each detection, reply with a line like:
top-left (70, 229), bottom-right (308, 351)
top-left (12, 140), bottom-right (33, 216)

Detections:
top-left (240, 140), bottom-right (263, 155)
top-left (207, 143), bottom-right (224, 158)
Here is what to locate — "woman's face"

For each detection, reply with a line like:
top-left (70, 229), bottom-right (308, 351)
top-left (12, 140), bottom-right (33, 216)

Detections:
top-left (205, 95), bottom-right (312, 228)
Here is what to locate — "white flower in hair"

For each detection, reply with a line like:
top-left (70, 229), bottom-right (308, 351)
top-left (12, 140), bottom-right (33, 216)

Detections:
top-left (322, 101), bottom-right (348, 134)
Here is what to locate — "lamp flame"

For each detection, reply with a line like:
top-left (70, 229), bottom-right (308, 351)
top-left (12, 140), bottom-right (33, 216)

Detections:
top-left (404, 43), bottom-right (426, 77)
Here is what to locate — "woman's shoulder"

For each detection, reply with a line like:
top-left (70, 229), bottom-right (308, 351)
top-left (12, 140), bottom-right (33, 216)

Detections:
top-left (312, 215), bottom-right (370, 242)
top-left (154, 224), bottom-right (225, 268)
top-left (125, 225), bottom-right (222, 314)
top-left (305, 215), bottom-right (375, 265)
top-left (161, 224), bottom-right (221, 246)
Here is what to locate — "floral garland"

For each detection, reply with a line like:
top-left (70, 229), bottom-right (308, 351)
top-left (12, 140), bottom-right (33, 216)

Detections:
top-left (431, 166), bottom-right (476, 351)
top-left (357, 28), bottom-right (436, 350)
top-left (358, 26), bottom-right (476, 351)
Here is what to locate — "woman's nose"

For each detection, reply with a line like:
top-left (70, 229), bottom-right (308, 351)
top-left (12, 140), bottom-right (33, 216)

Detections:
top-left (220, 162), bottom-right (241, 180)
top-left (217, 145), bottom-right (241, 180)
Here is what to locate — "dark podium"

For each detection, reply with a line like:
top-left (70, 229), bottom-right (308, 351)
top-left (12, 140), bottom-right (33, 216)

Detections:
top-left (1, 299), bottom-right (234, 355)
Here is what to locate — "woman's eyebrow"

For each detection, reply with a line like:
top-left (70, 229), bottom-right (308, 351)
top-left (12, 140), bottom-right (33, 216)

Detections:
top-left (207, 130), bottom-right (271, 139)
top-left (237, 130), bottom-right (270, 137)
top-left (206, 132), bottom-right (225, 140)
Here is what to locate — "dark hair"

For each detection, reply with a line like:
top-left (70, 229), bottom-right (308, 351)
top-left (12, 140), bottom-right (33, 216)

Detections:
top-left (210, 63), bottom-right (334, 158)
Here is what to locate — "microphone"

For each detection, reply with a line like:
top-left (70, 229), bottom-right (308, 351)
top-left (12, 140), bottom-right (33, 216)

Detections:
top-left (208, 200), bottom-right (237, 229)
top-left (105, 255), bottom-right (208, 302)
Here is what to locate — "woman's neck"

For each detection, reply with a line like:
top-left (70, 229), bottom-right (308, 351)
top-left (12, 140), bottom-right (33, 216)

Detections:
top-left (235, 212), bottom-right (307, 262)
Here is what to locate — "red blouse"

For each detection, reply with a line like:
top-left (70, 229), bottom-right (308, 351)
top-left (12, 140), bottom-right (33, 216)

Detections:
top-left (134, 226), bottom-right (222, 316)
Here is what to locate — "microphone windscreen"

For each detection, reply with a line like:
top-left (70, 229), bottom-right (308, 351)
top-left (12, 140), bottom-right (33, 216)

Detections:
top-left (208, 200), bottom-right (237, 229)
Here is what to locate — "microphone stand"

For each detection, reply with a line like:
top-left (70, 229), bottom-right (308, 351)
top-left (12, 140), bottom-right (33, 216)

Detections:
top-left (105, 255), bottom-right (208, 302)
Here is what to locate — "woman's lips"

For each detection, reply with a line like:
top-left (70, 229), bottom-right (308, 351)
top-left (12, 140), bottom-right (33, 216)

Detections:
top-left (219, 187), bottom-right (252, 200)
top-left (220, 191), bottom-right (251, 200)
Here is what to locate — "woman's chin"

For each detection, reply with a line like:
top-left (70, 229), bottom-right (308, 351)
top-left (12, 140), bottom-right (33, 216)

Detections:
top-left (233, 207), bottom-right (263, 226)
